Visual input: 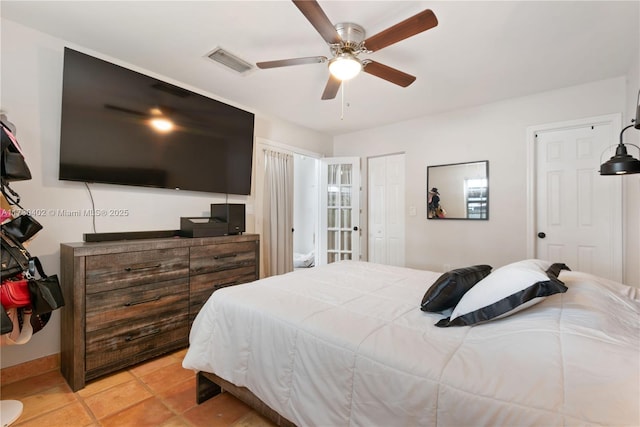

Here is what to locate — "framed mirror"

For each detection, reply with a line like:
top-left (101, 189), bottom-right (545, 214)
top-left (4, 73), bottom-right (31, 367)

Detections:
top-left (427, 160), bottom-right (489, 220)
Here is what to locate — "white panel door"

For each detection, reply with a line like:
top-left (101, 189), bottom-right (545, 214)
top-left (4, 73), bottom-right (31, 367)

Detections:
top-left (369, 156), bottom-right (387, 264)
top-left (368, 154), bottom-right (405, 266)
top-left (319, 157), bottom-right (360, 265)
top-left (535, 122), bottom-right (622, 280)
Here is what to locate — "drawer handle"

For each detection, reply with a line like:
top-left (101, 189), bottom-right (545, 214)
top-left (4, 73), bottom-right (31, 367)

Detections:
top-left (124, 296), bottom-right (161, 307)
top-left (125, 328), bottom-right (161, 342)
top-left (213, 254), bottom-right (237, 260)
top-left (124, 263), bottom-right (161, 272)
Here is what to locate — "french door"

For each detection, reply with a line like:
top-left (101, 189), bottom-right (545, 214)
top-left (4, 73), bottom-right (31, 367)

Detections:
top-left (318, 157), bottom-right (360, 265)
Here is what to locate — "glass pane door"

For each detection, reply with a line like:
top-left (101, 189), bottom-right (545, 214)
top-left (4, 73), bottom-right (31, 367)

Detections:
top-left (319, 158), bottom-right (360, 265)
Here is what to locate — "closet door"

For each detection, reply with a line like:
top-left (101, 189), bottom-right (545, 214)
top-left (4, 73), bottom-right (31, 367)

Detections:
top-left (368, 154), bottom-right (405, 266)
top-left (318, 157), bottom-right (360, 265)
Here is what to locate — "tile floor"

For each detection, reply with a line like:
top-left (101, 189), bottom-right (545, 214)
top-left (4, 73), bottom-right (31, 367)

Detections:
top-left (0, 349), bottom-right (276, 427)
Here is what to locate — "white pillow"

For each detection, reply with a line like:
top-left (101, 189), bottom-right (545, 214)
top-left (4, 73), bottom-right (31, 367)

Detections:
top-left (293, 251), bottom-right (315, 268)
top-left (435, 259), bottom-right (569, 327)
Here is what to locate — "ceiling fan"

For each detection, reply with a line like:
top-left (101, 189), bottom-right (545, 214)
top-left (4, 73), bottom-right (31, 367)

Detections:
top-left (256, 0), bottom-right (438, 100)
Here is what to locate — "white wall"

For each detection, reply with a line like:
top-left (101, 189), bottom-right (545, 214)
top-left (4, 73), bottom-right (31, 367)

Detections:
top-left (0, 19), bottom-right (332, 368)
top-left (334, 77), bottom-right (635, 279)
top-left (623, 44), bottom-right (640, 287)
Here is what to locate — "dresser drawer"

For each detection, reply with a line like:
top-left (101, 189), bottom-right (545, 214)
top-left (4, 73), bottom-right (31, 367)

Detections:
top-left (86, 247), bottom-right (189, 293)
top-left (86, 315), bottom-right (189, 375)
top-left (86, 278), bottom-right (189, 332)
top-left (189, 266), bottom-right (256, 321)
top-left (190, 241), bottom-right (256, 275)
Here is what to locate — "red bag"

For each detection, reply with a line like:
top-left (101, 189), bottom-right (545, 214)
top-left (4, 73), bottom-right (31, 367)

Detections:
top-left (1, 276), bottom-right (31, 308)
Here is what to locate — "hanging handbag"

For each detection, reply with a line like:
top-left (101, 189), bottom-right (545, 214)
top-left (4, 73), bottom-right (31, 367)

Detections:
top-left (1, 185), bottom-right (43, 243)
top-left (1, 304), bottom-right (13, 335)
top-left (1, 231), bottom-right (31, 280)
top-left (1, 122), bottom-right (31, 182)
top-left (1, 181), bottom-right (23, 206)
top-left (1, 275), bottom-right (31, 309)
top-left (0, 183), bottom-right (42, 243)
top-left (27, 258), bottom-right (64, 315)
top-left (2, 214), bottom-right (43, 243)
top-left (29, 309), bottom-right (51, 335)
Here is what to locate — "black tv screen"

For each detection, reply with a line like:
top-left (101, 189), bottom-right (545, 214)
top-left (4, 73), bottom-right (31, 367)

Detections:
top-left (59, 47), bottom-right (254, 195)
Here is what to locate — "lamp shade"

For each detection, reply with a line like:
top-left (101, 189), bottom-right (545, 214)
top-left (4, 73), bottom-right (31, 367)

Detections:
top-left (329, 53), bottom-right (362, 81)
top-left (599, 143), bottom-right (640, 175)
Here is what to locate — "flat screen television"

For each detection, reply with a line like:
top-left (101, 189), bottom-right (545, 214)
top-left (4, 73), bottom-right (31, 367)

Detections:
top-left (59, 47), bottom-right (255, 195)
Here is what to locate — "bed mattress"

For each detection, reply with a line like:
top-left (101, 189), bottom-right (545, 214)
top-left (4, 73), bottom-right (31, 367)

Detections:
top-left (183, 260), bottom-right (640, 426)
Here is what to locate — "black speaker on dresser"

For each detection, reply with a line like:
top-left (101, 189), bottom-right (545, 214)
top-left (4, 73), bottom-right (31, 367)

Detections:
top-left (211, 203), bottom-right (245, 235)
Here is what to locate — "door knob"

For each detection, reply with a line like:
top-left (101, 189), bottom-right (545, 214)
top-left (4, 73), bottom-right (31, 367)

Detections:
top-left (353, 226), bottom-right (359, 231)
top-left (537, 232), bottom-right (546, 239)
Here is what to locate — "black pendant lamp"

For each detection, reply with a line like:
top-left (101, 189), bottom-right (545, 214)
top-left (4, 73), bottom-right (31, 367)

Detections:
top-left (600, 90), bottom-right (640, 175)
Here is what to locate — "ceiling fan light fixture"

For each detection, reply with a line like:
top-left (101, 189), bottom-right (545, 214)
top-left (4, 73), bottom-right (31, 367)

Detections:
top-left (329, 53), bottom-right (362, 81)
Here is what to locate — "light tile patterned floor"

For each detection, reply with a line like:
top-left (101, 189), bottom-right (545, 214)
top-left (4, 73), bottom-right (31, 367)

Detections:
top-left (0, 349), bottom-right (276, 427)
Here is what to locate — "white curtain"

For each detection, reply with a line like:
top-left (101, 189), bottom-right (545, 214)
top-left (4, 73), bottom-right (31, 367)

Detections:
top-left (263, 149), bottom-right (294, 277)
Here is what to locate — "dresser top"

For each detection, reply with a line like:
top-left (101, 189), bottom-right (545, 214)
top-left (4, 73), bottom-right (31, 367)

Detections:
top-left (61, 234), bottom-right (259, 256)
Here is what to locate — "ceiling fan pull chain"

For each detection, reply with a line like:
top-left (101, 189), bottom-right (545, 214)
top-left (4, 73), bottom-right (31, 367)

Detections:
top-left (340, 81), bottom-right (350, 120)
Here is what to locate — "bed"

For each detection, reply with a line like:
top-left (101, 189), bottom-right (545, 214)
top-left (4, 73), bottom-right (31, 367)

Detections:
top-left (182, 260), bottom-right (640, 426)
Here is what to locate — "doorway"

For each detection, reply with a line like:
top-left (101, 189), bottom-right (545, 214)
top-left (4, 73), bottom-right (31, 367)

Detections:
top-left (526, 114), bottom-right (623, 281)
top-left (255, 138), bottom-right (364, 272)
top-left (254, 138), bottom-right (321, 276)
top-left (293, 153), bottom-right (318, 269)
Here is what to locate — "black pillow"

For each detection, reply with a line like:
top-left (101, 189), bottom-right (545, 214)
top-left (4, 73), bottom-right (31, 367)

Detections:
top-left (421, 265), bottom-right (492, 312)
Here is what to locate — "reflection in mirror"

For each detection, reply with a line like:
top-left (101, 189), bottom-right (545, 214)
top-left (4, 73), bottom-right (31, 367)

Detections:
top-left (427, 160), bottom-right (489, 220)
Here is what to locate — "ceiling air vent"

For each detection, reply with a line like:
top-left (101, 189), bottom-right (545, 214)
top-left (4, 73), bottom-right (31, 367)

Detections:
top-left (206, 47), bottom-right (254, 74)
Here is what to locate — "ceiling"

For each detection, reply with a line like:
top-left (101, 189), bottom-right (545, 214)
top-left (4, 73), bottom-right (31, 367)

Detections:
top-left (2, 1), bottom-right (638, 136)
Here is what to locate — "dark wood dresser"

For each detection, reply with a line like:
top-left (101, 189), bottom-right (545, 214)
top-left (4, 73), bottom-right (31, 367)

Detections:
top-left (60, 234), bottom-right (259, 391)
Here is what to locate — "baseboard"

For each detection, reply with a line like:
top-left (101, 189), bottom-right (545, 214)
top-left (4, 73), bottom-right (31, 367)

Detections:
top-left (0, 353), bottom-right (60, 386)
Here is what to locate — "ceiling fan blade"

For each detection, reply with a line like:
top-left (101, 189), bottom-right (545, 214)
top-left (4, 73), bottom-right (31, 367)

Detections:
top-left (364, 9), bottom-right (438, 52)
top-left (321, 74), bottom-right (341, 100)
top-left (292, 0), bottom-right (341, 44)
top-left (363, 61), bottom-right (416, 87)
top-left (257, 56), bottom-right (327, 69)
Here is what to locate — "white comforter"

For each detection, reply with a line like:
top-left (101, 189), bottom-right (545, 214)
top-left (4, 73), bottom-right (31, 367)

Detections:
top-left (183, 261), bottom-right (640, 426)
